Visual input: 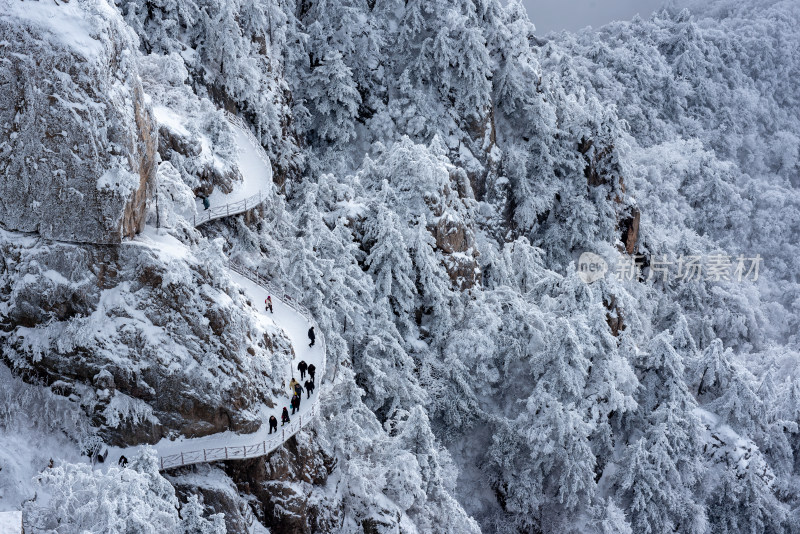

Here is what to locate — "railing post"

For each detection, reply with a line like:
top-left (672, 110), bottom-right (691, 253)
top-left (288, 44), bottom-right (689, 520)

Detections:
top-left (181, 452), bottom-right (185, 465)
top-left (263, 441), bottom-right (266, 453)
top-left (160, 457), bottom-right (164, 470)
top-left (204, 449), bottom-right (207, 462)
top-left (243, 446), bottom-right (247, 458)
top-left (225, 447), bottom-right (228, 459)
top-left (227, 204), bottom-right (230, 216)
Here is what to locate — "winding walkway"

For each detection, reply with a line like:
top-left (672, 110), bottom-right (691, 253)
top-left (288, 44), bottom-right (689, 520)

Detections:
top-left (109, 113), bottom-right (325, 475)
top-left (193, 113), bottom-right (274, 227)
top-left (155, 261), bottom-right (325, 471)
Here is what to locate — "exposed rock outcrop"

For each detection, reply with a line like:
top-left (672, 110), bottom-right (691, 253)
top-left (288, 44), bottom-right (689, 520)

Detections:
top-left (579, 136), bottom-right (640, 254)
top-left (432, 215), bottom-right (480, 289)
top-left (170, 465), bottom-right (253, 534)
top-left (0, 231), bottom-right (292, 446)
top-left (0, 0), bottom-right (156, 244)
top-left (619, 206), bottom-right (640, 255)
top-left (221, 432), bottom-right (339, 534)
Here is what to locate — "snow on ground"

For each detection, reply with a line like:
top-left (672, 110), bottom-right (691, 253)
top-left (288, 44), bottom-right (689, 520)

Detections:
top-left (105, 269), bottom-right (324, 467)
top-left (152, 106), bottom-right (191, 138)
top-left (129, 225), bottom-right (192, 261)
top-left (195, 122), bottom-right (273, 215)
top-left (0, 511), bottom-right (22, 534)
top-left (0, 0), bottom-right (107, 60)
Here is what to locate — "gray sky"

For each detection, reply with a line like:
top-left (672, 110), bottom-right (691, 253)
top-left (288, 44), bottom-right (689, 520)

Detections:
top-left (523, 0), bottom-right (666, 34)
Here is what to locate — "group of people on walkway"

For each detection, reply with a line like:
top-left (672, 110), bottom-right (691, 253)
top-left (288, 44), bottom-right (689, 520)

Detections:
top-left (263, 293), bottom-right (320, 435)
top-left (268, 359), bottom-right (318, 433)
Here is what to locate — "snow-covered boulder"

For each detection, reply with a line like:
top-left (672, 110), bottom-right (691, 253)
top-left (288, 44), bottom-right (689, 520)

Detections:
top-left (0, 0), bottom-right (156, 244)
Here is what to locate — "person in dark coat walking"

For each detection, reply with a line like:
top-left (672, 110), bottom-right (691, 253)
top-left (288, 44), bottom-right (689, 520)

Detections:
top-left (118, 455), bottom-right (128, 468)
top-left (308, 326), bottom-right (315, 347)
top-left (298, 360), bottom-right (308, 380)
top-left (304, 379), bottom-right (314, 399)
top-left (281, 407), bottom-right (290, 425)
top-left (294, 382), bottom-right (303, 399)
top-left (291, 394), bottom-right (300, 414)
top-left (202, 196), bottom-right (210, 210)
top-left (268, 415), bottom-right (278, 434)
top-left (308, 363), bottom-right (316, 383)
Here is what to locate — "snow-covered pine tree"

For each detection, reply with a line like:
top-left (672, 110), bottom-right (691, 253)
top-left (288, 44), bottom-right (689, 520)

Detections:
top-left (363, 202), bottom-right (417, 332)
top-left (302, 48), bottom-right (361, 146)
top-left (181, 495), bottom-right (226, 534)
top-left (617, 331), bottom-right (707, 534)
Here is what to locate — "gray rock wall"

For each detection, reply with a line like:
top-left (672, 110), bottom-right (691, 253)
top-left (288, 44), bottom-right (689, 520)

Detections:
top-left (0, 1), bottom-right (156, 244)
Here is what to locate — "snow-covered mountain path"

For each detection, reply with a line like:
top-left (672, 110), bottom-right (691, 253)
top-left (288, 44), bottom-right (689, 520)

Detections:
top-left (107, 114), bottom-right (324, 471)
top-left (106, 265), bottom-right (325, 470)
top-left (192, 113), bottom-right (275, 227)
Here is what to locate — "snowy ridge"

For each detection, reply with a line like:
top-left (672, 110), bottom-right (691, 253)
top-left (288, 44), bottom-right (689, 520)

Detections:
top-left (156, 260), bottom-right (326, 471)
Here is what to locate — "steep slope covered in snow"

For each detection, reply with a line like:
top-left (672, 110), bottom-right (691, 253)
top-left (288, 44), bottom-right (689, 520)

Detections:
top-left (2, 0), bottom-right (800, 532)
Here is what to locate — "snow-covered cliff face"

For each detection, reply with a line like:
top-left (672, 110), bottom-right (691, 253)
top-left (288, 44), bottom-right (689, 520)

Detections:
top-left (0, 0), bottom-right (156, 244)
top-left (0, 229), bottom-right (293, 446)
top-left (3, 0), bottom-right (800, 531)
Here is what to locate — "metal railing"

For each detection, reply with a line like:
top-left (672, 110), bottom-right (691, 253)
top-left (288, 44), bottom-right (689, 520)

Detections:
top-left (227, 261), bottom-right (325, 340)
top-left (156, 113), bottom-right (327, 510)
top-left (158, 404), bottom-right (320, 471)
top-left (193, 189), bottom-right (269, 227)
top-left (228, 259), bottom-right (327, 392)
top-left (156, 260), bottom-right (326, 472)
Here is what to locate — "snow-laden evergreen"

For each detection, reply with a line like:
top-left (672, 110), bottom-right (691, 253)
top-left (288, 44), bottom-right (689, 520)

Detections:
top-left (2, 0), bottom-right (800, 532)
